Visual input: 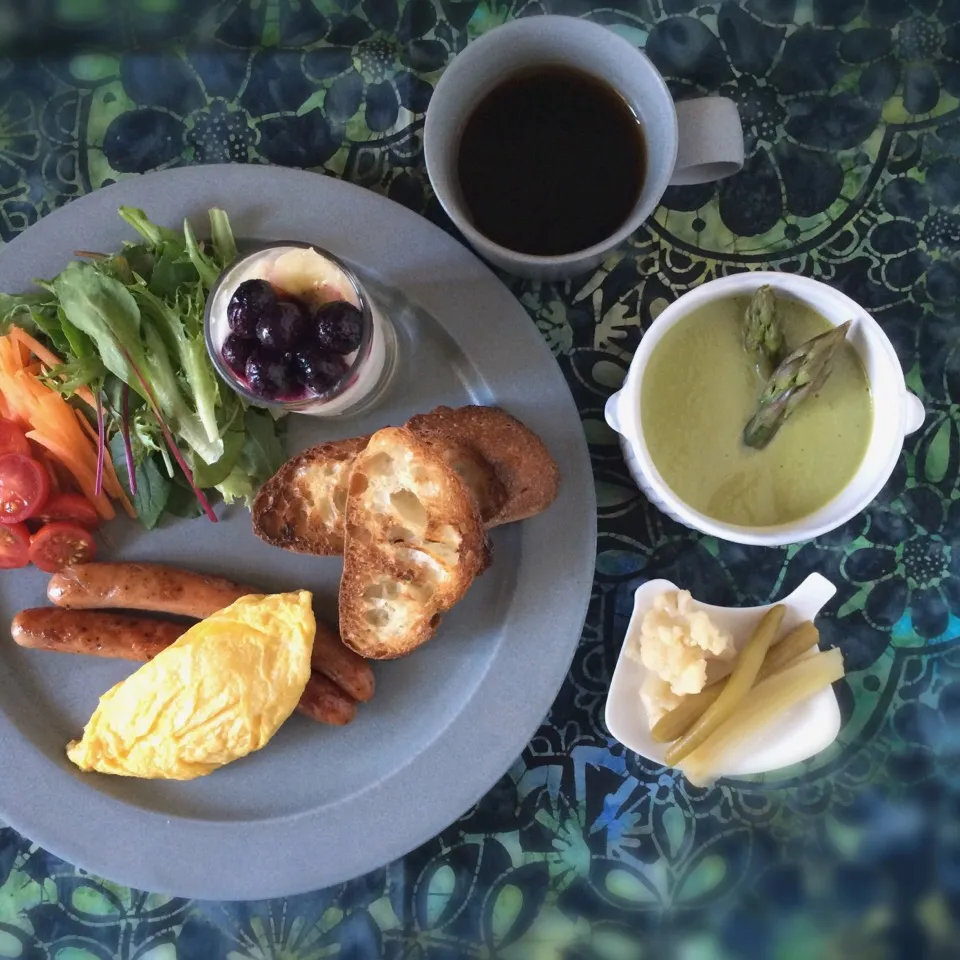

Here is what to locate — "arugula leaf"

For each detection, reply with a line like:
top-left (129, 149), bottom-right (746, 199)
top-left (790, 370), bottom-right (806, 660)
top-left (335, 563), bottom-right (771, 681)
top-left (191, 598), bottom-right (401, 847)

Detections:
top-left (242, 408), bottom-right (285, 478)
top-left (57, 306), bottom-right (96, 361)
top-left (0, 294), bottom-right (68, 353)
top-left (109, 435), bottom-right (171, 530)
top-left (119, 244), bottom-right (158, 282)
top-left (42, 357), bottom-right (105, 396)
top-left (209, 208), bottom-right (237, 266)
top-left (52, 261), bottom-right (149, 398)
top-left (0, 291), bottom-right (56, 326)
top-left (150, 246), bottom-right (198, 299)
top-left (140, 321), bottom-right (223, 465)
top-left (165, 477), bottom-right (204, 519)
top-left (119, 206), bottom-right (181, 249)
top-left (132, 283), bottom-right (221, 448)
top-left (28, 305), bottom-right (71, 354)
top-left (183, 218), bottom-right (220, 288)
top-left (189, 426), bottom-right (244, 489)
top-left (216, 409), bottom-right (284, 505)
top-left (92, 246), bottom-right (155, 286)
top-left (104, 374), bottom-right (144, 421)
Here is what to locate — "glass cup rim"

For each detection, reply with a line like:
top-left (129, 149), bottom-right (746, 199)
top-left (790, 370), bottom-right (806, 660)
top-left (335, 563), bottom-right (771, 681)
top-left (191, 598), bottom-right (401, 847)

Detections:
top-left (204, 240), bottom-right (375, 411)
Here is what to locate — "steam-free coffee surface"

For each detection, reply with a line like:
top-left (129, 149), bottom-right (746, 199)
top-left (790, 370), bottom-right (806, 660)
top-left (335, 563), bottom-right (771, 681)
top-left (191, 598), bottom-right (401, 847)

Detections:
top-left (457, 67), bottom-right (646, 257)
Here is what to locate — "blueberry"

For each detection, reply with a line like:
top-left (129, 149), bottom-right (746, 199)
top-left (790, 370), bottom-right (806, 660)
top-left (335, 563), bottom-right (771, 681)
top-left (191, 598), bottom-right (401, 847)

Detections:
top-left (310, 300), bottom-right (364, 354)
top-left (228, 279), bottom-right (277, 339)
top-left (295, 344), bottom-right (347, 394)
top-left (256, 299), bottom-right (308, 350)
top-left (221, 334), bottom-right (254, 377)
top-left (245, 347), bottom-right (299, 400)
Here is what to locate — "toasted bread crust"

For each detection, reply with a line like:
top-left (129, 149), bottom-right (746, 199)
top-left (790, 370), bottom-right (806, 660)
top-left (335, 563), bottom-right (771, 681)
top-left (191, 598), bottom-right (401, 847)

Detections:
top-left (406, 406), bottom-right (560, 525)
top-left (339, 427), bottom-right (488, 659)
top-left (434, 439), bottom-right (507, 524)
top-left (251, 425), bottom-right (507, 555)
top-left (251, 406), bottom-right (557, 561)
top-left (251, 436), bottom-right (369, 555)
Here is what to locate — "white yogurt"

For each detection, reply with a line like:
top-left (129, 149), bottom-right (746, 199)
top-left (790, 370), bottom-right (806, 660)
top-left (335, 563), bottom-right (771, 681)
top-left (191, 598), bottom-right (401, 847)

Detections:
top-left (207, 244), bottom-right (396, 417)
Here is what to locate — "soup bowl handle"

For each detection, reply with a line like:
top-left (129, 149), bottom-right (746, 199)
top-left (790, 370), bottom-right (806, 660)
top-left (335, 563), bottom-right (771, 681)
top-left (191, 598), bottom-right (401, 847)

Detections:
top-left (903, 391), bottom-right (925, 436)
top-left (604, 391), bottom-right (624, 434)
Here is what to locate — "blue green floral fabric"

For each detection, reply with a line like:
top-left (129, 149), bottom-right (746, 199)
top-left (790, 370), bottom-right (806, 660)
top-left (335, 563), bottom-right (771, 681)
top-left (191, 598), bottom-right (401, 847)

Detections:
top-left (2, 1), bottom-right (960, 957)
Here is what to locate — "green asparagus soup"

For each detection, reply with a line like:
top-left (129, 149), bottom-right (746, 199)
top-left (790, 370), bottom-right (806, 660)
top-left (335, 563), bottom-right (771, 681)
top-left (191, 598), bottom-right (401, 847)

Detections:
top-left (641, 295), bottom-right (873, 526)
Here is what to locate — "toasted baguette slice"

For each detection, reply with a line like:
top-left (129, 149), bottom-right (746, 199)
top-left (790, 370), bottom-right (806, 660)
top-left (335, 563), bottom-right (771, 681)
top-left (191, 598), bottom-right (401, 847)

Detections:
top-left (252, 432), bottom-right (505, 556)
top-left (252, 436), bottom-right (370, 555)
top-left (405, 406), bottom-right (560, 525)
top-left (339, 427), bottom-right (488, 659)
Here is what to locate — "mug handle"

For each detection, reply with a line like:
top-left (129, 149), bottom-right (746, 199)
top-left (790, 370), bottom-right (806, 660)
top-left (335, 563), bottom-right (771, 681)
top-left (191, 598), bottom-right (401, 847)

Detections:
top-left (670, 98), bottom-right (745, 186)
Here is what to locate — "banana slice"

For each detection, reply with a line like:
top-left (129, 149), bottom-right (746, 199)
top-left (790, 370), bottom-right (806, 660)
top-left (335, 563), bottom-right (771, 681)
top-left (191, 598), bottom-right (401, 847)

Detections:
top-left (267, 248), bottom-right (359, 307)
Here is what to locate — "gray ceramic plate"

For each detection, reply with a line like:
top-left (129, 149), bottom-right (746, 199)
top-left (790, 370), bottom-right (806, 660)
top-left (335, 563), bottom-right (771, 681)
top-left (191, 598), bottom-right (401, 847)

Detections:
top-left (0, 165), bottom-right (596, 900)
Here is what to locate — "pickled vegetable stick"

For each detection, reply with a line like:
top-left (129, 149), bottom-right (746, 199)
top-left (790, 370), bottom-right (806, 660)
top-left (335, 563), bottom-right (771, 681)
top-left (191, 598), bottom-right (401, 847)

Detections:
top-left (664, 605), bottom-right (785, 766)
top-left (651, 683), bottom-right (722, 744)
top-left (651, 620), bottom-right (820, 743)
top-left (761, 621), bottom-right (819, 675)
top-left (680, 648), bottom-right (845, 786)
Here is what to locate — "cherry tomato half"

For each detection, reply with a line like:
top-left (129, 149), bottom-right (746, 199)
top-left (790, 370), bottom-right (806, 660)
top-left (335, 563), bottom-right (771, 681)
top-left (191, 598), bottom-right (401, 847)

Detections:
top-left (38, 492), bottom-right (100, 528)
top-left (0, 453), bottom-right (50, 524)
top-left (0, 420), bottom-right (30, 457)
top-left (40, 456), bottom-right (60, 494)
top-left (28, 522), bottom-right (97, 573)
top-left (0, 522), bottom-right (30, 568)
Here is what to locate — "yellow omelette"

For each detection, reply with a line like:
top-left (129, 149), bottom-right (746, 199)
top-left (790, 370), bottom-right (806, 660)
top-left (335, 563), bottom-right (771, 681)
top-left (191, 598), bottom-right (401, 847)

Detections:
top-left (67, 591), bottom-right (315, 780)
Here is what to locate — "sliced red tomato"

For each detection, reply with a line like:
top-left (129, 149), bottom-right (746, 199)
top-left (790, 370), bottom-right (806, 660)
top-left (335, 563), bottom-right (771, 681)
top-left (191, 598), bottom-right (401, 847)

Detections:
top-left (0, 420), bottom-right (30, 457)
top-left (0, 522), bottom-right (30, 568)
top-left (38, 492), bottom-right (100, 528)
top-left (28, 522), bottom-right (97, 573)
top-left (0, 453), bottom-right (50, 524)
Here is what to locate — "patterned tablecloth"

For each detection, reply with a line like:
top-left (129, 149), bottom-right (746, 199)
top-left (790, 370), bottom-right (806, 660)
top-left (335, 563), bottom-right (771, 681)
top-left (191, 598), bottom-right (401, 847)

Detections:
top-left (2, 0), bottom-right (959, 957)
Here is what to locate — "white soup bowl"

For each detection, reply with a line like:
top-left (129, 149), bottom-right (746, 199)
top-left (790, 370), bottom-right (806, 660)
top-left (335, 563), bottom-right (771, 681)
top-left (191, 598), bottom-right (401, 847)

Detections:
top-left (604, 272), bottom-right (925, 546)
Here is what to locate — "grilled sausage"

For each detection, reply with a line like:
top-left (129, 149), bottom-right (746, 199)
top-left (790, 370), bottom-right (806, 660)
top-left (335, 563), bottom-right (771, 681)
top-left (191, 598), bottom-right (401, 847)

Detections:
top-left (312, 621), bottom-right (375, 703)
top-left (12, 608), bottom-right (182, 660)
top-left (47, 563), bottom-right (376, 701)
top-left (47, 563), bottom-right (374, 703)
top-left (296, 671), bottom-right (357, 726)
top-left (11, 608), bottom-right (356, 726)
top-left (47, 563), bottom-right (255, 619)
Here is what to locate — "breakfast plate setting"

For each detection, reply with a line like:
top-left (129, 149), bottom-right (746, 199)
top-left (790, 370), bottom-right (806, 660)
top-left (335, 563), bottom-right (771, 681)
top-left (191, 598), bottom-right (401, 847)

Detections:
top-left (2, 4), bottom-right (958, 955)
top-left (0, 165), bottom-right (595, 898)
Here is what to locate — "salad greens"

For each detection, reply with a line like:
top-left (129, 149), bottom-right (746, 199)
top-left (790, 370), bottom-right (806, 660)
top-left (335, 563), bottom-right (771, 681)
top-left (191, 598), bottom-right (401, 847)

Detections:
top-left (0, 207), bottom-right (285, 529)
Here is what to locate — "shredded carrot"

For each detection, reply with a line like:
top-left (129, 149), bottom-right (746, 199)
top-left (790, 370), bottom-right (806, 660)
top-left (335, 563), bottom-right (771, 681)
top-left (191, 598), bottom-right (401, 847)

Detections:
top-left (8, 327), bottom-right (97, 409)
top-left (27, 430), bottom-right (115, 520)
top-left (0, 329), bottom-right (131, 521)
top-left (13, 337), bottom-right (29, 367)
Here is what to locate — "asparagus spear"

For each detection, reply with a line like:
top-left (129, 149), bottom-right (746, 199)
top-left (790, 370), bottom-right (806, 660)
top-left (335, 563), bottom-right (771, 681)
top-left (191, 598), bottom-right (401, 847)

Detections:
top-left (743, 321), bottom-right (852, 450)
top-left (743, 285), bottom-right (784, 375)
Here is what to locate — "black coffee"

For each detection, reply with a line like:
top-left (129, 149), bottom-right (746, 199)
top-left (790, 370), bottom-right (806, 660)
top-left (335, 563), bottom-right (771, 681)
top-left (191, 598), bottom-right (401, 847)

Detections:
top-left (456, 66), bottom-right (646, 257)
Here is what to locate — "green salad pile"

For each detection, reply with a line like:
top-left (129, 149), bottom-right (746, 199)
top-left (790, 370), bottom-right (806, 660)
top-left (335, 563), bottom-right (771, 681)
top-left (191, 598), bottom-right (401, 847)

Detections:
top-left (0, 206), bottom-right (285, 528)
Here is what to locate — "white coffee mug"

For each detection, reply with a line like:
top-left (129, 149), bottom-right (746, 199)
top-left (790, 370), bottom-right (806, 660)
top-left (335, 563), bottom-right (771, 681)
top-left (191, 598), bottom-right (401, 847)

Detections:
top-left (425, 16), bottom-right (745, 280)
